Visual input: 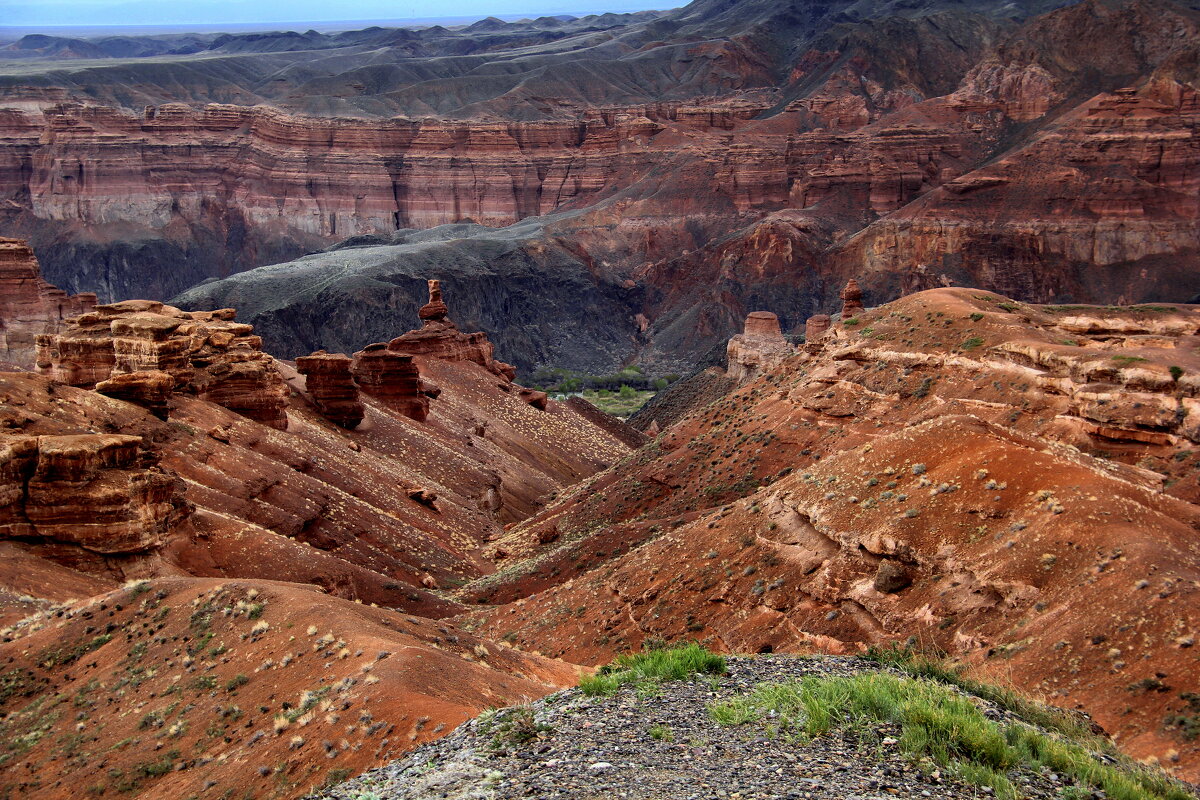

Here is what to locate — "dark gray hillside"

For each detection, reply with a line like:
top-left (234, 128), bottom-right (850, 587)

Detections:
top-left (173, 217), bottom-right (645, 375)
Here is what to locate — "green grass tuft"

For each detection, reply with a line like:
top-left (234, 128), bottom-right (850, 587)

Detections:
top-left (579, 642), bottom-right (726, 697)
top-left (863, 644), bottom-right (1091, 740)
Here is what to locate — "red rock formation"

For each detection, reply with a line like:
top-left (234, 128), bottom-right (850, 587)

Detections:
top-left (296, 350), bottom-right (364, 429)
top-left (805, 314), bottom-right (831, 341)
top-left (518, 388), bottom-right (549, 410)
top-left (351, 344), bottom-right (429, 422)
top-left (419, 279), bottom-right (450, 322)
top-left (840, 279), bottom-right (864, 318)
top-left (0, 238), bottom-right (95, 368)
top-left (388, 281), bottom-right (517, 380)
top-left (0, 433), bottom-right (182, 552)
top-left (36, 301), bottom-right (289, 429)
top-left (95, 370), bottom-right (174, 419)
top-left (726, 310), bottom-right (793, 383)
top-left (743, 310), bottom-right (782, 338)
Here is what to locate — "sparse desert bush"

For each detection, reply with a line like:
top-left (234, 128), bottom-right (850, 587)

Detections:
top-left (477, 705), bottom-right (550, 749)
top-left (648, 723), bottom-right (673, 741)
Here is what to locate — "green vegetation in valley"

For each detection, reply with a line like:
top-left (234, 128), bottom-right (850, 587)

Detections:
top-left (578, 386), bottom-right (656, 418)
top-left (529, 364), bottom-right (680, 394)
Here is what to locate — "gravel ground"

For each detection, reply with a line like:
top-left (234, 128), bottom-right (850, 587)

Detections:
top-left (306, 655), bottom-right (1145, 800)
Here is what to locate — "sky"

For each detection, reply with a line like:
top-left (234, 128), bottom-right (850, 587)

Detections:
top-left (2, 0), bottom-right (669, 30)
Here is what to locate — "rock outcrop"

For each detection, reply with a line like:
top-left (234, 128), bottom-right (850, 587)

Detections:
top-left (0, 238), bottom-right (95, 369)
top-left (726, 311), bottom-right (793, 383)
top-left (467, 287), bottom-right (1200, 780)
top-left (805, 314), bottom-right (832, 342)
top-left (296, 350), bottom-right (365, 429)
top-left (95, 370), bottom-right (174, 419)
top-left (36, 300), bottom-right (289, 429)
top-left (351, 344), bottom-right (429, 422)
top-left (839, 280), bottom-right (864, 319)
top-left (0, 433), bottom-right (182, 553)
top-left (387, 280), bottom-right (517, 380)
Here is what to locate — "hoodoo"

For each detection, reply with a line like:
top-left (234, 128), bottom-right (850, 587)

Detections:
top-left (386, 279), bottom-right (516, 380)
top-left (804, 314), bottom-right (832, 342)
top-left (726, 310), bottom-right (793, 383)
top-left (840, 279), bottom-right (865, 319)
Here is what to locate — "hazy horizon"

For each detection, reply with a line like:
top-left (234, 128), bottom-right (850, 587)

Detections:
top-left (3, 0), bottom-right (670, 31)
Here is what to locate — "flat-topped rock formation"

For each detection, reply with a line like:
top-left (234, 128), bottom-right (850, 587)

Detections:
top-left (295, 351), bottom-right (365, 429)
top-left (35, 299), bottom-right (289, 429)
top-left (726, 310), bottom-right (794, 383)
top-left (0, 238), bottom-right (95, 369)
top-left (351, 345), bottom-right (429, 422)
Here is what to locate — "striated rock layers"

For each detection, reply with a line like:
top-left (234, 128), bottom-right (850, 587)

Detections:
top-left (351, 345), bottom-right (428, 422)
top-left (0, 238), bottom-right (95, 368)
top-left (308, 280), bottom-right (523, 424)
top-left (295, 351), bottom-right (364, 429)
top-left (35, 300), bottom-right (289, 429)
top-left (2, 0), bottom-right (1199, 379)
top-left (725, 310), bottom-right (793, 383)
top-left (0, 433), bottom-right (183, 553)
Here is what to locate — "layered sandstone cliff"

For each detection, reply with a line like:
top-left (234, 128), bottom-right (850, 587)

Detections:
top-left (0, 238), bottom-right (95, 368)
top-left (36, 300), bottom-right (289, 429)
top-left (0, 433), bottom-right (183, 553)
top-left (2, 0), bottom-right (1199, 378)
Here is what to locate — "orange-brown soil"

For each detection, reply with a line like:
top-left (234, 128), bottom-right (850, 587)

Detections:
top-left (0, 255), bottom-right (628, 798)
top-left (0, 577), bottom-right (578, 799)
top-left (463, 288), bottom-right (1200, 780)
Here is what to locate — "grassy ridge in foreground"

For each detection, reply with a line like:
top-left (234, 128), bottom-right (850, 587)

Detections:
top-left (709, 670), bottom-right (1193, 800)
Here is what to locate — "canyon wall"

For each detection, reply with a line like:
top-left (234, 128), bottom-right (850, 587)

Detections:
top-left (1, 0), bottom-right (1198, 378)
top-left (0, 237), bottom-right (95, 368)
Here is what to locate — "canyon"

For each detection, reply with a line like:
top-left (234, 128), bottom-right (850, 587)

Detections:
top-left (0, 0), bottom-right (1196, 375)
top-left (0, 246), bottom-right (630, 797)
top-left (0, 242), bottom-right (1198, 797)
top-left (1, 0), bottom-right (1200, 795)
